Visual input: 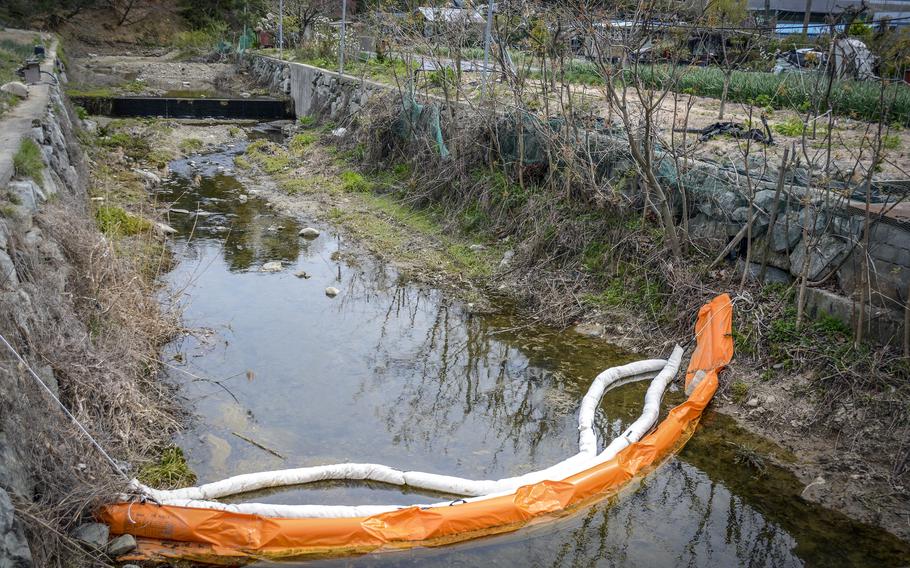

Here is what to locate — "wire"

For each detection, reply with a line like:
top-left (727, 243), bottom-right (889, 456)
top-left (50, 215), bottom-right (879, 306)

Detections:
top-left (0, 332), bottom-right (130, 481)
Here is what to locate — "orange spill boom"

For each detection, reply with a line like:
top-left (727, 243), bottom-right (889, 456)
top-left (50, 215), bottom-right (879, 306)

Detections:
top-left (100, 294), bottom-right (734, 563)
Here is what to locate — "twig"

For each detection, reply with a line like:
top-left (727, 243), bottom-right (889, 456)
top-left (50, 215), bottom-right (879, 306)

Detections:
top-left (232, 432), bottom-right (285, 459)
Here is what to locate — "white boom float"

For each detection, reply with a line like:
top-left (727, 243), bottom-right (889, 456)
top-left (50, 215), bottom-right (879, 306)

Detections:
top-left (132, 345), bottom-right (684, 519)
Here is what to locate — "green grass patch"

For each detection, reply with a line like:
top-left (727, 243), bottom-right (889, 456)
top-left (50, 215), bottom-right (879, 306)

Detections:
top-left (340, 170), bottom-right (372, 192)
top-left (731, 381), bottom-right (750, 403)
top-left (95, 205), bottom-right (151, 236)
top-left (138, 446), bottom-right (197, 488)
top-left (99, 131), bottom-right (152, 160)
top-left (244, 139), bottom-right (291, 174)
top-left (178, 138), bottom-right (204, 154)
top-left (290, 132), bottom-right (318, 154)
top-left (882, 133), bottom-right (901, 150)
top-left (773, 117), bottom-right (806, 137)
top-left (13, 138), bottom-right (44, 183)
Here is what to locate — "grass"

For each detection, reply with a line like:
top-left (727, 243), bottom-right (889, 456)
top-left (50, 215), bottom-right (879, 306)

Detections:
top-left (773, 117), bottom-right (806, 137)
top-left (0, 38), bottom-right (35, 117)
top-left (244, 139), bottom-right (291, 173)
top-left (290, 132), bottom-right (318, 154)
top-left (731, 381), bottom-right (750, 403)
top-left (178, 138), bottom-right (204, 154)
top-left (340, 170), bottom-right (371, 192)
top-left (138, 446), bottom-right (196, 488)
top-left (95, 205), bottom-right (152, 237)
top-left (13, 138), bottom-right (44, 183)
top-left (533, 60), bottom-right (910, 126)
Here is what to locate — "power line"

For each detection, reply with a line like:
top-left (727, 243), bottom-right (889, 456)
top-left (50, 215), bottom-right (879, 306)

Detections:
top-left (0, 332), bottom-right (130, 482)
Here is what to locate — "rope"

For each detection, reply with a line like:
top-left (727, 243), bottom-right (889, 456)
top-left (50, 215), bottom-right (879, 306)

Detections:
top-left (0, 332), bottom-right (130, 481)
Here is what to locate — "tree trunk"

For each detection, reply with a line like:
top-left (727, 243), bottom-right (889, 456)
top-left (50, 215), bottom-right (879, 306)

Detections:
top-left (802, 0), bottom-right (813, 36)
top-left (719, 72), bottom-right (731, 119)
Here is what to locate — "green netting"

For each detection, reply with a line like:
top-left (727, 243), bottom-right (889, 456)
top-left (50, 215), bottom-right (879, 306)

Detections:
top-left (394, 95), bottom-right (449, 158)
top-left (237, 30), bottom-right (255, 54)
top-left (496, 112), bottom-right (564, 165)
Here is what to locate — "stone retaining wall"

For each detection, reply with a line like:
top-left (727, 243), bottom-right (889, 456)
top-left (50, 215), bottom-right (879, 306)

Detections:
top-left (0, 48), bottom-right (89, 567)
top-left (243, 53), bottom-right (909, 347)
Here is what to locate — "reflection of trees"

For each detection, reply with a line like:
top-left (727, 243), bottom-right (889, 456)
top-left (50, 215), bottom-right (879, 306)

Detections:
top-left (160, 172), bottom-right (301, 271)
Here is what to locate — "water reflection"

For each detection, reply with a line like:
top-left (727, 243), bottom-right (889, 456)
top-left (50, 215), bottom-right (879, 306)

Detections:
top-left (158, 143), bottom-right (910, 568)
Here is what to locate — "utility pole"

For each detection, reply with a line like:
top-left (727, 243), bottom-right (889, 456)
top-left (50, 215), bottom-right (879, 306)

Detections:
top-left (802, 0), bottom-right (813, 37)
top-left (481, 1), bottom-right (494, 96)
top-left (279, 0), bottom-right (284, 59)
top-left (339, 0), bottom-right (347, 74)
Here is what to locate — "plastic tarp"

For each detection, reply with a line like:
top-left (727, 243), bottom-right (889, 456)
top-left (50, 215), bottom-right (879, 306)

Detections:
top-left (99, 294), bottom-right (733, 562)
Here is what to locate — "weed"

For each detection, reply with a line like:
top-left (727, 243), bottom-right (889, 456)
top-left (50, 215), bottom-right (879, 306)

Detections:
top-left (340, 170), bottom-right (371, 192)
top-left (729, 442), bottom-right (767, 476)
top-left (298, 115), bottom-right (317, 128)
top-left (13, 138), bottom-right (44, 183)
top-left (228, 126), bottom-right (241, 137)
top-left (75, 105), bottom-right (88, 120)
top-left (731, 381), bottom-right (750, 403)
top-left (773, 117), bottom-right (806, 137)
top-left (138, 446), bottom-right (197, 488)
top-left (178, 138), bottom-right (204, 154)
top-left (290, 132), bottom-right (318, 154)
top-left (882, 134), bottom-right (901, 150)
top-left (95, 205), bottom-right (151, 236)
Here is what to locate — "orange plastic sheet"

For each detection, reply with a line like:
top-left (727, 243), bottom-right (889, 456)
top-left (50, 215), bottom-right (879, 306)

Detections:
top-left (99, 294), bottom-right (734, 563)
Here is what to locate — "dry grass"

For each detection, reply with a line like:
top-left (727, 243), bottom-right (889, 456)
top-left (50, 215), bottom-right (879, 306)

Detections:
top-left (0, 187), bottom-right (180, 565)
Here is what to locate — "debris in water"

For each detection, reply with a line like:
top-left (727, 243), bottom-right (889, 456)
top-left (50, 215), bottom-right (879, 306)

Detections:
top-left (232, 432), bottom-right (285, 459)
top-left (260, 261), bottom-right (283, 272)
top-left (325, 286), bottom-right (340, 297)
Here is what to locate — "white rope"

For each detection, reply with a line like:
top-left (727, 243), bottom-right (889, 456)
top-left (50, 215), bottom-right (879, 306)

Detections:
top-left (0, 332), bottom-right (130, 481)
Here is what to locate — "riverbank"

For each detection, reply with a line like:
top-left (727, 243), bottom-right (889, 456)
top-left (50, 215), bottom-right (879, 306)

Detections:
top-left (232, 117), bottom-right (909, 544)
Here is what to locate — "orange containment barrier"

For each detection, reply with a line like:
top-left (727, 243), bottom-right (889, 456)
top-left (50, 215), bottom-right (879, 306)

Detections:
top-left (99, 294), bottom-right (734, 564)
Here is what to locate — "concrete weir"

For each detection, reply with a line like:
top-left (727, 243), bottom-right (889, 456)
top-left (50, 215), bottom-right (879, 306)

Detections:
top-left (70, 95), bottom-right (295, 120)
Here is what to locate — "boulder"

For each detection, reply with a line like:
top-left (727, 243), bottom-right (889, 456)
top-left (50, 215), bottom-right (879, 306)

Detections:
top-left (0, 82), bottom-right (28, 99)
top-left (107, 533), bottom-right (137, 557)
top-left (770, 212), bottom-right (803, 252)
top-left (132, 169), bottom-right (161, 186)
top-left (0, 488), bottom-right (32, 567)
top-left (71, 522), bottom-right (109, 550)
top-left (789, 235), bottom-right (849, 281)
top-left (260, 261), bottom-right (283, 272)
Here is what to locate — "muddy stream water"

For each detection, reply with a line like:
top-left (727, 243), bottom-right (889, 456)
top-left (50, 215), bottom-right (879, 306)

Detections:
top-left (154, 135), bottom-right (910, 567)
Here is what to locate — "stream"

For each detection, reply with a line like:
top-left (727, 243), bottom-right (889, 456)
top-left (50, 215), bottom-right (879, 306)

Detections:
top-left (153, 133), bottom-right (910, 567)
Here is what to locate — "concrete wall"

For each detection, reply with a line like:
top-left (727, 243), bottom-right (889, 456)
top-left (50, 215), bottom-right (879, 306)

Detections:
top-left (243, 53), bottom-right (909, 347)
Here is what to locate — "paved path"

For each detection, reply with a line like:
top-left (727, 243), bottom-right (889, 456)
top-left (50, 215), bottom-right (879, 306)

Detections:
top-left (0, 30), bottom-right (55, 188)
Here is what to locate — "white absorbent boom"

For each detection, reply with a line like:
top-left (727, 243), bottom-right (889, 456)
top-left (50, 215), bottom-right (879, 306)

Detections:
top-left (133, 345), bottom-right (684, 518)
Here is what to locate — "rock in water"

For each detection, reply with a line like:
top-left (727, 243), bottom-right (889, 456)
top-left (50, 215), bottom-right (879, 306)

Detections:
top-left (295, 270), bottom-right (311, 279)
top-left (325, 286), bottom-right (340, 297)
top-left (0, 82), bottom-right (28, 99)
top-left (299, 227), bottom-right (320, 238)
top-left (107, 533), bottom-right (137, 556)
top-left (261, 261), bottom-right (283, 272)
top-left (71, 522), bottom-right (109, 549)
